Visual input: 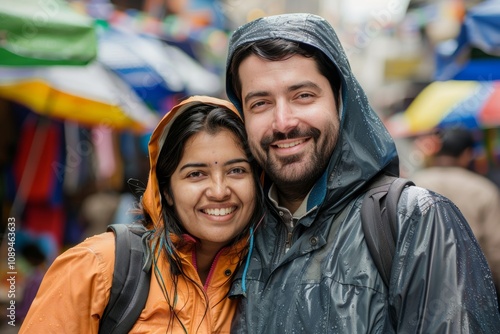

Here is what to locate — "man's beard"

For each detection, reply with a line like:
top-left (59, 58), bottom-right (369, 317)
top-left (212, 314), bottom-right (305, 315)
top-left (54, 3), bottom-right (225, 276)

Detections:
top-left (252, 126), bottom-right (337, 200)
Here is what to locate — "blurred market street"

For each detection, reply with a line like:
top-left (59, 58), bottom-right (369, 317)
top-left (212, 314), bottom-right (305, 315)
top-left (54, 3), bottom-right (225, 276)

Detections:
top-left (1, 0), bottom-right (500, 331)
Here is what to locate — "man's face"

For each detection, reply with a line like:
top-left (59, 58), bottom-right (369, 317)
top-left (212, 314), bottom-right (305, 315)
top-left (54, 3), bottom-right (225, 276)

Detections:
top-left (238, 54), bottom-right (340, 189)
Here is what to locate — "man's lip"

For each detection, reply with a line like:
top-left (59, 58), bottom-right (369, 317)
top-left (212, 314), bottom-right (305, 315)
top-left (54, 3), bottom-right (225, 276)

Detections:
top-left (271, 138), bottom-right (308, 149)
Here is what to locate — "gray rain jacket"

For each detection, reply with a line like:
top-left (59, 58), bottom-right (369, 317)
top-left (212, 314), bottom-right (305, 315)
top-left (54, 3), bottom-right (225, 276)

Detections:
top-left (225, 13), bottom-right (500, 333)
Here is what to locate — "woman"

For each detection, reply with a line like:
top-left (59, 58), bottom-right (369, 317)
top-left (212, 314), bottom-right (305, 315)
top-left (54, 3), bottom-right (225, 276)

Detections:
top-left (19, 96), bottom-right (265, 333)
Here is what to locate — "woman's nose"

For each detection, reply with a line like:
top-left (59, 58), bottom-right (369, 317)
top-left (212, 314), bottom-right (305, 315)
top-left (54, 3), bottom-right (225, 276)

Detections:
top-left (206, 177), bottom-right (231, 200)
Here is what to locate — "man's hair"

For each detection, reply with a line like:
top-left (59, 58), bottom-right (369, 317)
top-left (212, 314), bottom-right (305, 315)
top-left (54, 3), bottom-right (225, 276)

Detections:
top-left (437, 127), bottom-right (475, 157)
top-left (229, 39), bottom-right (342, 108)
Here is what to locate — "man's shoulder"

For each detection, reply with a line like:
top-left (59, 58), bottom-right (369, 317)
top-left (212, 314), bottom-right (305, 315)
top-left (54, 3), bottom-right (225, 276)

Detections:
top-left (395, 182), bottom-right (454, 220)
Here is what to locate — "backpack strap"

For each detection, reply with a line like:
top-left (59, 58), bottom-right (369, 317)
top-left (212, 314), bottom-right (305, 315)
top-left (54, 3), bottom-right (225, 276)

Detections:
top-left (360, 175), bottom-right (414, 288)
top-left (99, 224), bottom-right (151, 334)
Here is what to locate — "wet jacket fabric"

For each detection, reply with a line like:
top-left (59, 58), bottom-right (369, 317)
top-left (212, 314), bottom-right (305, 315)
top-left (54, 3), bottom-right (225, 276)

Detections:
top-left (19, 96), bottom-right (247, 333)
top-left (225, 13), bottom-right (500, 333)
top-left (412, 166), bottom-right (500, 295)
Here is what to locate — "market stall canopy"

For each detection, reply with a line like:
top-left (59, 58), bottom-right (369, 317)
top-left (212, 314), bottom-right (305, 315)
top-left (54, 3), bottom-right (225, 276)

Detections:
top-left (0, 63), bottom-right (159, 132)
top-left (386, 80), bottom-right (500, 137)
top-left (0, 0), bottom-right (97, 66)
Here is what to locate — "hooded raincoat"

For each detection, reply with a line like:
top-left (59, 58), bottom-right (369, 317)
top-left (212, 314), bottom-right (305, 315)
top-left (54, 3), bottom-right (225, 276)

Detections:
top-left (225, 14), bottom-right (500, 333)
top-left (19, 96), bottom-right (249, 334)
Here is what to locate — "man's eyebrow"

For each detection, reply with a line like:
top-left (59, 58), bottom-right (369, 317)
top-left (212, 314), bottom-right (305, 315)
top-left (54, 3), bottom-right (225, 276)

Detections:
top-left (288, 81), bottom-right (322, 93)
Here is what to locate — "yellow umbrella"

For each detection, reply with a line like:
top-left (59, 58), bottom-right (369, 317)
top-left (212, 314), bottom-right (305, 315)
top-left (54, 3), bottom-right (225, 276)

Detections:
top-left (0, 62), bottom-right (160, 132)
top-left (405, 81), bottom-right (479, 132)
top-left (386, 81), bottom-right (480, 137)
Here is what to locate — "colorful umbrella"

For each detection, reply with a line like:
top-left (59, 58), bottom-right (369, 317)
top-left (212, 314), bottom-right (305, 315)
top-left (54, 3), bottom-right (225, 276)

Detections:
top-left (434, 0), bottom-right (500, 81)
top-left (0, 0), bottom-right (97, 66)
top-left (386, 80), bottom-right (500, 137)
top-left (97, 26), bottom-right (222, 113)
top-left (0, 62), bottom-right (160, 132)
top-left (97, 26), bottom-right (186, 113)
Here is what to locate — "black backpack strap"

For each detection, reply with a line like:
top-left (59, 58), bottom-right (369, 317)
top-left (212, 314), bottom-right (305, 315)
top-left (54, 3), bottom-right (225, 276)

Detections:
top-left (386, 178), bottom-right (415, 241)
top-left (361, 175), bottom-right (414, 288)
top-left (99, 224), bottom-right (151, 334)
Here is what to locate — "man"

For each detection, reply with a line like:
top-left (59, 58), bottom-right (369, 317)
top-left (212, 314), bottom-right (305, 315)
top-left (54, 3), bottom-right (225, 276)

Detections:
top-left (412, 127), bottom-right (500, 302)
top-left (224, 13), bottom-right (500, 333)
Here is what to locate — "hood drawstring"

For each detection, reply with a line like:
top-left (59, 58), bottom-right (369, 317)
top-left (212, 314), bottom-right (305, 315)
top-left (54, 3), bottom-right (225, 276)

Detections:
top-left (241, 226), bottom-right (254, 297)
top-left (141, 229), bottom-right (155, 272)
top-left (241, 214), bottom-right (266, 296)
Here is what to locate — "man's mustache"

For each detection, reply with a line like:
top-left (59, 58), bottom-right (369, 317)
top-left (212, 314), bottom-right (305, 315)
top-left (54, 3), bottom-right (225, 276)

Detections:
top-left (261, 128), bottom-right (321, 149)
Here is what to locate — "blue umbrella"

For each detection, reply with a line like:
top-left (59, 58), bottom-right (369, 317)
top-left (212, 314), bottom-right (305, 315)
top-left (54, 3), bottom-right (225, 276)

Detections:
top-left (97, 26), bottom-right (185, 113)
top-left (435, 0), bottom-right (500, 81)
top-left (97, 25), bottom-right (222, 113)
top-left (465, 0), bottom-right (500, 56)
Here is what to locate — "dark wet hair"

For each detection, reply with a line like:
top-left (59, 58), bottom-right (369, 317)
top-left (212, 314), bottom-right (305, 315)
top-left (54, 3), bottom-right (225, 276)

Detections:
top-left (437, 127), bottom-right (475, 157)
top-left (229, 38), bottom-right (342, 108)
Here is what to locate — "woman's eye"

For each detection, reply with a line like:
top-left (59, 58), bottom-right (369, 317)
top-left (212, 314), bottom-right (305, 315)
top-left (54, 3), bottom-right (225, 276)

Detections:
top-left (229, 167), bottom-right (246, 175)
top-left (187, 171), bottom-right (204, 178)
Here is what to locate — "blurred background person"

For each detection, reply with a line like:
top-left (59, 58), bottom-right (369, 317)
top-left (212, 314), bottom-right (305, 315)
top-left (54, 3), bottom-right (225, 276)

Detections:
top-left (412, 127), bottom-right (500, 302)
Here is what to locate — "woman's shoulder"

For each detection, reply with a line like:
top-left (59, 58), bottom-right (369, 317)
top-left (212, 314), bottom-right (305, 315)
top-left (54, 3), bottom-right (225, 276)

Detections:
top-left (72, 231), bottom-right (116, 257)
top-left (55, 231), bottom-right (116, 280)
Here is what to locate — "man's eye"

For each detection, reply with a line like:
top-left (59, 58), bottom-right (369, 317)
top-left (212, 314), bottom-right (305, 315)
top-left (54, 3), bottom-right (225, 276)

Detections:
top-left (297, 93), bottom-right (313, 99)
top-left (250, 101), bottom-right (266, 109)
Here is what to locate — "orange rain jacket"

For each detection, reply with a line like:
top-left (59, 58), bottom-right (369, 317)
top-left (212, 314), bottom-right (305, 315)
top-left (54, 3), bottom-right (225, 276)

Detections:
top-left (19, 96), bottom-right (248, 333)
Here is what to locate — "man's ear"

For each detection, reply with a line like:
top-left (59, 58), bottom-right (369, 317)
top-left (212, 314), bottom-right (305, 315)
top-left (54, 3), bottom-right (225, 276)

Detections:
top-left (163, 189), bottom-right (174, 206)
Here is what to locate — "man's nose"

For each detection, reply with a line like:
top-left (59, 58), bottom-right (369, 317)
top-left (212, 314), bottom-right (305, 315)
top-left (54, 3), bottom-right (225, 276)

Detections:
top-left (272, 100), bottom-right (299, 133)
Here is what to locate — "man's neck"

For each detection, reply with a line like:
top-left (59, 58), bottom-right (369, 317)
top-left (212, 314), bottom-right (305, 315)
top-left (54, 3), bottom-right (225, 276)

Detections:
top-left (277, 194), bottom-right (304, 215)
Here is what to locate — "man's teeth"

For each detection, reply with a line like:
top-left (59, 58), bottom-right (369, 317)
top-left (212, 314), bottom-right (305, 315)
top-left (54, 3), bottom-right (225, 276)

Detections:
top-left (203, 207), bottom-right (236, 216)
top-left (276, 139), bottom-right (304, 148)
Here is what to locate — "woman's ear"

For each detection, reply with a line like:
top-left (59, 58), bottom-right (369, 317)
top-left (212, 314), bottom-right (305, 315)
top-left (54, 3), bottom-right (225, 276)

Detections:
top-left (163, 189), bottom-right (174, 206)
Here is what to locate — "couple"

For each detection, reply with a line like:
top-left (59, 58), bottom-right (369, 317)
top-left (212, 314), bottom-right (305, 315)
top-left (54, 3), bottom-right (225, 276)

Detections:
top-left (20, 13), bottom-right (500, 333)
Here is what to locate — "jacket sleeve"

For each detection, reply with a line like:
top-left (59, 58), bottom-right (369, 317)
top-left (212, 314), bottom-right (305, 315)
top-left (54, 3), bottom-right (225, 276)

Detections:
top-left (18, 233), bottom-right (115, 334)
top-left (390, 188), bottom-right (500, 333)
top-left (480, 188), bottom-right (500, 295)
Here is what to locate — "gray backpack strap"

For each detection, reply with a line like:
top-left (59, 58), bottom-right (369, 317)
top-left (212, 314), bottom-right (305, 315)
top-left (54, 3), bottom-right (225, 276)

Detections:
top-left (99, 224), bottom-right (151, 334)
top-left (361, 175), bottom-right (414, 288)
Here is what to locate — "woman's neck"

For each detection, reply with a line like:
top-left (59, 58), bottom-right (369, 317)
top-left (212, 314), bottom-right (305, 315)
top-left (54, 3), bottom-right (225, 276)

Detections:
top-left (195, 243), bottom-right (222, 285)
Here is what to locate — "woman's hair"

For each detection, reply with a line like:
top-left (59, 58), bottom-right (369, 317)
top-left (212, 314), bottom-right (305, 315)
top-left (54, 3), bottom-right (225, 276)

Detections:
top-left (229, 38), bottom-right (342, 108)
top-left (146, 103), bottom-right (264, 332)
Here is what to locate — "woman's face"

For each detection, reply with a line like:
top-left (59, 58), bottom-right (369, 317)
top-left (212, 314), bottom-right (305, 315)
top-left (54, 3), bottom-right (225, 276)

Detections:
top-left (167, 129), bottom-right (256, 248)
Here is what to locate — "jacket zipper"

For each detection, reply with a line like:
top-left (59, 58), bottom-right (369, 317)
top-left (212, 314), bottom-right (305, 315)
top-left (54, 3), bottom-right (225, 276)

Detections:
top-left (192, 248), bottom-right (223, 290)
top-left (285, 231), bottom-right (292, 252)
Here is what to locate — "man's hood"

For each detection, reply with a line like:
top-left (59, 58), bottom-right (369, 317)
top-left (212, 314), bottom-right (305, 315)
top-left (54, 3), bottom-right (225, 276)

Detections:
top-left (225, 13), bottom-right (399, 212)
top-left (141, 96), bottom-right (240, 228)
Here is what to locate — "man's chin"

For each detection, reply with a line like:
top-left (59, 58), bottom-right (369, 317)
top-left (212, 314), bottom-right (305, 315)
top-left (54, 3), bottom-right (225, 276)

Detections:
top-left (267, 163), bottom-right (310, 186)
